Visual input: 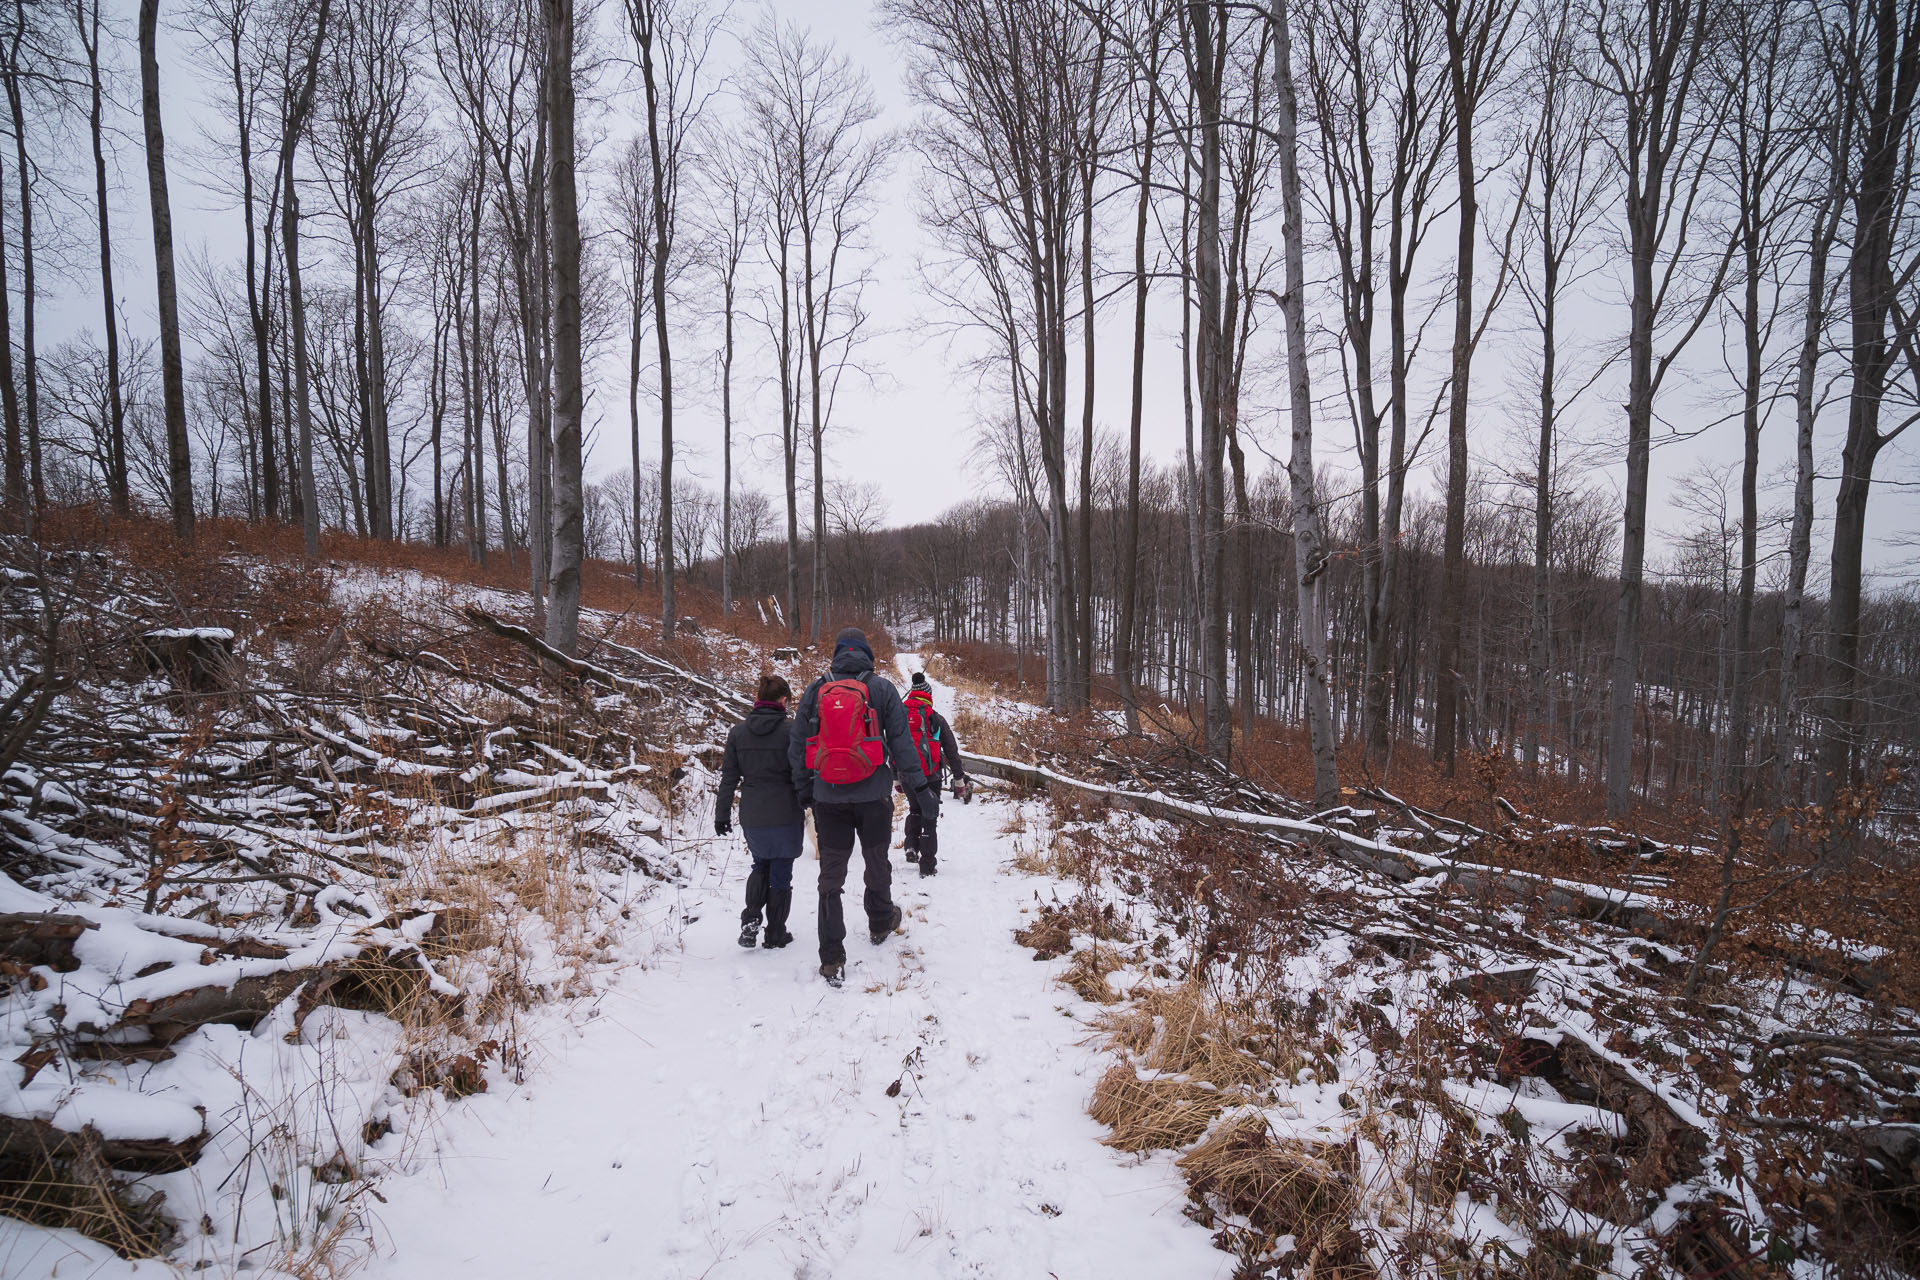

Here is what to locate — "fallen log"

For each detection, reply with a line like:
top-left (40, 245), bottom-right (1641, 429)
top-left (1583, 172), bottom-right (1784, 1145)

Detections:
top-left (0, 912), bottom-right (97, 972)
top-left (120, 966), bottom-right (341, 1044)
top-left (965, 751), bottom-right (1670, 932)
top-left (0, 1111), bottom-right (208, 1174)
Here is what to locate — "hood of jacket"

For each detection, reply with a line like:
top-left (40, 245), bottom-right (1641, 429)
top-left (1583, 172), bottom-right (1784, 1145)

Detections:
top-left (745, 703), bottom-right (788, 737)
top-left (829, 648), bottom-right (876, 679)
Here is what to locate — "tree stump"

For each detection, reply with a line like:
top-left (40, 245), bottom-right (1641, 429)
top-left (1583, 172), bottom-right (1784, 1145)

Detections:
top-left (137, 628), bottom-right (238, 693)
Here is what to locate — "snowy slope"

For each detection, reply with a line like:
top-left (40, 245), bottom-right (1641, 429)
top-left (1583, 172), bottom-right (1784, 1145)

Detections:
top-left (348, 658), bottom-right (1223, 1279)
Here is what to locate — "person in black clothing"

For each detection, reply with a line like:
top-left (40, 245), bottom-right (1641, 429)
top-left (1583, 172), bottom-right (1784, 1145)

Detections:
top-left (789, 627), bottom-right (937, 987)
top-left (716, 674), bottom-right (805, 949)
top-left (901, 670), bottom-right (969, 878)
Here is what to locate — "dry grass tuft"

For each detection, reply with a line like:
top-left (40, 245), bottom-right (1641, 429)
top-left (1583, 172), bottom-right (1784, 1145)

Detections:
top-left (1087, 1062), bottom-right (1232, 1151)
top-left (0, 1152), bottom-right (177, 1258)
top-left (1128, 984), bottom-right (1275, 1092)
top-left (1176, 1115), bottom-right (1373, 1275)
top-left (1061, 944), bottom-right (1127, 1004)
top-left (1013, 894), bottom-right (1133, 958)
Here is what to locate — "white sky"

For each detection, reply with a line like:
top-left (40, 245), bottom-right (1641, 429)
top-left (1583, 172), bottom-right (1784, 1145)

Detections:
top-left (35, 0), bottom-right (1920, 587)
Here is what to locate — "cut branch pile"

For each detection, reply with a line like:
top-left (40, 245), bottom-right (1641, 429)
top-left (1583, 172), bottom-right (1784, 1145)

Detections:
top-left (0, 543), bottom-right (736, 1256)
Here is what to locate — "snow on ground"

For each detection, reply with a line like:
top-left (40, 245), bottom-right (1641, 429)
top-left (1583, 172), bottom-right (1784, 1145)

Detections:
top-left (347, 658), bottom-right (1222, 1280)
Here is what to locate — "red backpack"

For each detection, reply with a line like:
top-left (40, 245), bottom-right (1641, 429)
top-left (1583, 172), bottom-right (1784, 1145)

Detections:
top-left (804, 676), bottom-right (886, 784)
top-left (905, 689), bottom-right (942, 775)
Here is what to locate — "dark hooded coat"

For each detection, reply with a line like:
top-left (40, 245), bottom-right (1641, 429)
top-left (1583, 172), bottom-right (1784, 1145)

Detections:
top-left (717, 702), bottom-right (806, 829)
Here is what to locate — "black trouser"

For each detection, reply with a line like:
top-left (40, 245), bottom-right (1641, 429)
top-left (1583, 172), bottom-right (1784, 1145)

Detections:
top-left (903, 812), bottom-right (938, 867)
top-left (813, 799), bottom-right (895, 964)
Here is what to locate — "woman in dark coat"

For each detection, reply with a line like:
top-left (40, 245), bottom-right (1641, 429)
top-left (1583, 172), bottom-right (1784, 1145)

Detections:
top-left (716, 675), bottom-right (806, 948)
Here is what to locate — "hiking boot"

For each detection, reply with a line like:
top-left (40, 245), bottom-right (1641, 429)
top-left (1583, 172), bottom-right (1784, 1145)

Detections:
top-left (820, 962), bottom-right (845, 988)
top-left (904, 848), bottom-right (920, 864)
top-left (919, 858), bottom-right (938, 878)
top-left (870, 904), bottom-right (903, 945)
top-left (738, 921), bottom-right (759, 949)
top-left (763, 890), bottom-right (793, 948)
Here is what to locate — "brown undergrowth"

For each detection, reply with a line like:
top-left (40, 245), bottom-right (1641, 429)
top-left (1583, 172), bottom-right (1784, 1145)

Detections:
top-left (1009, 788), bottom-right (1920, 1278)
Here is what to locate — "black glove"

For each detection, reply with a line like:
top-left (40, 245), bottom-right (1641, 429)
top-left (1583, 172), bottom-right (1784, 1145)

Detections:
top-left (714, 812), bottom-right (732, 836)
top-left (912, 785), bottom-right (939, 819)
top-left (795, 787), bottom-right (813, 812)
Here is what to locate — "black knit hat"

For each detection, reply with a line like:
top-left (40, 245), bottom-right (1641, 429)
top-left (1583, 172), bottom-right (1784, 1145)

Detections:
top-left (910, 671), bottom-right (929, 687)
top-left (833, 627), bottom-right (873, 659)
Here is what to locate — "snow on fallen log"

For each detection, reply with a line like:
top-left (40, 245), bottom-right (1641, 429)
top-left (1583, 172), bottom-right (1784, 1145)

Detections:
top-left (0, 911), bottom-right (97, 971)
top-left (965, 751), bottom-right (1672, 936)
top-left (0, 1076), bottom-right (209, 1174)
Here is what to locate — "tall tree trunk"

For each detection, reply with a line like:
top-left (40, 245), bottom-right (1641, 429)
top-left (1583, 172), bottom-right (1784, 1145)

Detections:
top-left (0, 134), bottom-right (20, 520)
top-left (1117, 61), bottom-right (1157, 735)
top-left (464, 169), bottom-right (488, 565)
top-left (6, 5), bottom-right (41, 521)
top-left (1189, 1), bottom-right (1232, 764)
top-left (1727, 135), bottom-right (1770, 806)
top-left (779, 240), bottom-right (800, 637)
top-left (430, 292), bottom-right (445, 547)
top-left (82, 0), bottom-right (129, 516)
top-left (139, 0), bottom-right (195, 541)
top-left (1819, 0), bottom-right (1918, 809)
top-left (1526, 242), bottom-right (1558, 778)
top-left (721, 262), bottom-right (736, 617)
top-left (1272, 0), bottom-right (1338, 806)
top-left (543, 0), bottom-right (583, 654)
top-left (232, 25), bottom-right (275, 523)
top-left (1776, 150), bottom-right (1842, 810)
top-left (637, 18), bottom-right (676, 640)
top-left (1076, 32), bottom-right (1106, 708)
top-left (628, 235), bottom-right (646, 589)
top-left (275, 0), bottom-right (328, 556)
top-left (364, 202), bottom-right (393, 540)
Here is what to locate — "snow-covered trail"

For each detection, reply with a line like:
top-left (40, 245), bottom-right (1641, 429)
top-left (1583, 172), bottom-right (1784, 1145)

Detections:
top-left (359, 659), bottom-right (1223, 1280)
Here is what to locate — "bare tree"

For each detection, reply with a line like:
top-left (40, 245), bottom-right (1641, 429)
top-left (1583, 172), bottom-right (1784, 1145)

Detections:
top-left (625, 0), bottom-right (722, 640)
top-left (139, 0), bottom-right (196, 539)
top-left (745, 17), bottom-right (888, 646)
top-left (542, 0), bottom-right (581, 652)
top-left (1775, 46), bottom-right (1848, 811)
top-left (72, 0), bottom-right (128, 515)
top-left (1593, 0), bottom-right (1730, 817)
top-left (615, 136), bottom-right (655, 588)
top-left (1116, 0), bottom-right (1168, 733)
top-left (1510, 0), bottom-right (1611, 777)
top-left (1711, 0), bottom-right (1819, 805)
top-left (277, 0), bottom-right (333, 558)
top-left (887, 0), bottom-right (1096, 707)
top-left (1305, 0), bottom-right (1452, 765)
top-left (1819, 0), bottom-right (1920, 806)
top-left (1271, 0), bottom-right (1338, 805)
top-left (1432, 0), bottom-right (1520, 772)
top-left (314, 0), bottom-right (431, 542)
top-left (701, 127), bottom-right (761, 618)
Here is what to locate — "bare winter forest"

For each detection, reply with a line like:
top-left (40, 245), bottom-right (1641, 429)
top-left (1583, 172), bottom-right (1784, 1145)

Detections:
top-left (1, 0), bottom-right (1919, 1275)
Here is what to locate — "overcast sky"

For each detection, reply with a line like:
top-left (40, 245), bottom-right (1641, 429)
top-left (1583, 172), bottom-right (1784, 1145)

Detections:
top-left (35, 0), bottom-right (1920, 588)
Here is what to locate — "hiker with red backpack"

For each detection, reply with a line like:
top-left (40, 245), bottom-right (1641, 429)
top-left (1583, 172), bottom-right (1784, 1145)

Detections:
top-left (788, 627), bottom-right (938, 988)
top-left (902, 670), bottom-right (969, 878)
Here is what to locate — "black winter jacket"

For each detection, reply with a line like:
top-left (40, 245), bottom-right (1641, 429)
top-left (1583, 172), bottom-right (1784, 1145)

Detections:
top-left (788, 649), bottom-right (931, 806)
top-left (717, 704), bottom-right (806, 828)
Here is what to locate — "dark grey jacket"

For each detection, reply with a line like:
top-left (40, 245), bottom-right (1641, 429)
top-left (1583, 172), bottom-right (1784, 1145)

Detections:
top-left (788, 649), bottom-right (931, 806)
top-left (718, 704), bottom-right (805, 828)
